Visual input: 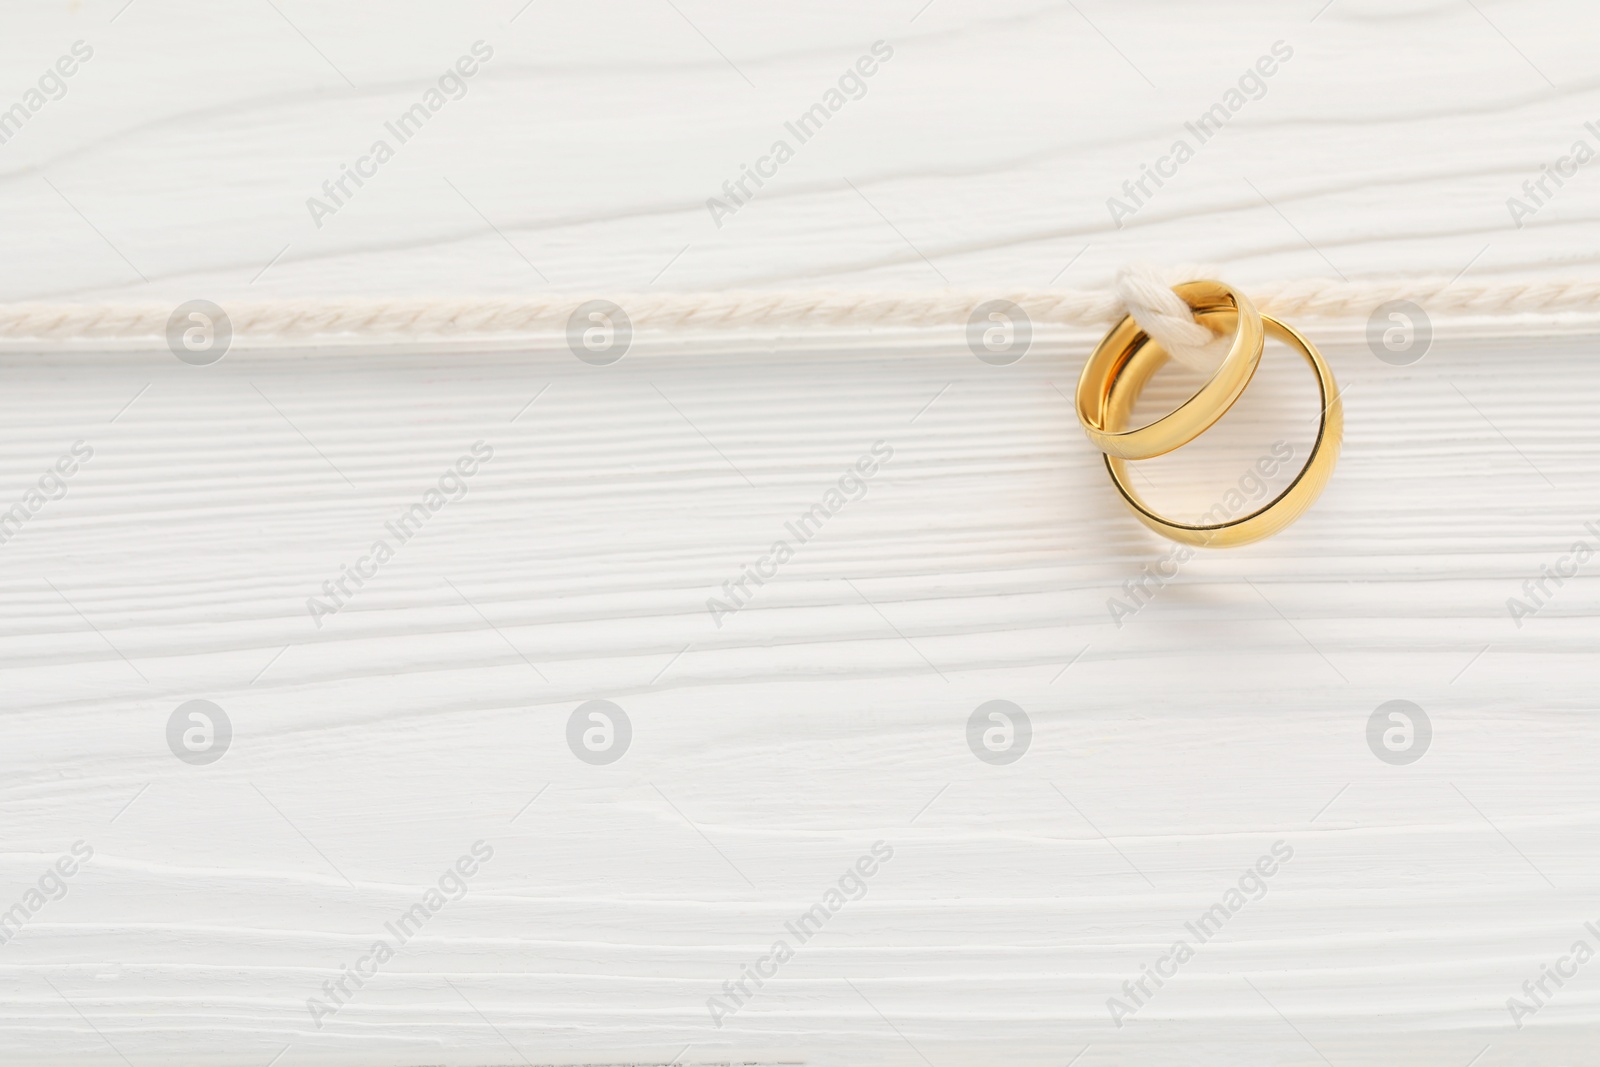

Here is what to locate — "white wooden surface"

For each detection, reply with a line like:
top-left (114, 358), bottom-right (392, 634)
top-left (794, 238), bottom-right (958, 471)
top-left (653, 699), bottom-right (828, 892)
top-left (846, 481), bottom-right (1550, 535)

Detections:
top-left (5, 2), bottom-right (1600, 1065)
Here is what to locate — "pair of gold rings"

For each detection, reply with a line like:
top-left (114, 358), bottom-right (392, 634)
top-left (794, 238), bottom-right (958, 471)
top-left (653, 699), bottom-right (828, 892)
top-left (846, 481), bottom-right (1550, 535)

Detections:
top-left (1075, 280), bottom-right (1342, 547)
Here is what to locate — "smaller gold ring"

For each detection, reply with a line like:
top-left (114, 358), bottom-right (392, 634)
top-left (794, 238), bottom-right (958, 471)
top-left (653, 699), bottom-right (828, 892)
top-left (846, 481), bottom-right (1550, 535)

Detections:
top-left (1103, 311), bottom-right (1342, 548)
top-left (1077, 280), bottom-right (1264, 460)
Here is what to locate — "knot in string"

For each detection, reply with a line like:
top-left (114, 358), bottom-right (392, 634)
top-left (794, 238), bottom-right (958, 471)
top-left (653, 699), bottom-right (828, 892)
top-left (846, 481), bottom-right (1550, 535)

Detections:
top-left (1115, 262), bottom-right (1233, 375)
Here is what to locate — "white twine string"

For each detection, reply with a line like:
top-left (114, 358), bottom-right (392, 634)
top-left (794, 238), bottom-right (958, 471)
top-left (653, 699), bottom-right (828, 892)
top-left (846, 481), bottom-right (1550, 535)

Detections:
top-left (4, 267), bottom-right (1600, 345)
top-left (1113, 263), bottom-right (1232, 373)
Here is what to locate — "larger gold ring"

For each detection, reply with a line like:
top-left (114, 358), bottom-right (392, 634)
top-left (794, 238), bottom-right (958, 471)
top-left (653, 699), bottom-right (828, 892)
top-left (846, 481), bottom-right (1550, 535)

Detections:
top-left (1101, 310), bottom-right (1342, 548)
top-left (1076, 280), bottom-right (1264, 460)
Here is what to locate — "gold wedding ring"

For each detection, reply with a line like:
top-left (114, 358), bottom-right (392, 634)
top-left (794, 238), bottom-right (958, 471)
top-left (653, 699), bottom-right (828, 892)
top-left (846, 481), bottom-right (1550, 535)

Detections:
top-left (1077, 281), bottom-right (1342, 547)
top-left (1076, 280), bottom-right (1264, 460)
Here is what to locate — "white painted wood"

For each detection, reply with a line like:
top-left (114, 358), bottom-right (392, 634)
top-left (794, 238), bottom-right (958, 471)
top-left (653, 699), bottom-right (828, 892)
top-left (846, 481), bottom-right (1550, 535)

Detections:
top-left (4, 2), bottom-right (1600, 1065)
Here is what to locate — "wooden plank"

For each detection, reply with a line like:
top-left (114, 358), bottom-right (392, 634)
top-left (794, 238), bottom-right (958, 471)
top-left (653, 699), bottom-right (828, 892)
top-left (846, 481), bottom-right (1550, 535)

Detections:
top-left (4, 0), bottom-right (1600, 1063)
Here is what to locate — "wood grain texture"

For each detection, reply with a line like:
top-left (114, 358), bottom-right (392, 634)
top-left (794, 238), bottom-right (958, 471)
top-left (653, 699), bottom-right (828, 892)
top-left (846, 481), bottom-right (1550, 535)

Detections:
top-left (4, 1), bottom-right (1600, 1065)
top-left (4, 0), bottom-right (1600, 300)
